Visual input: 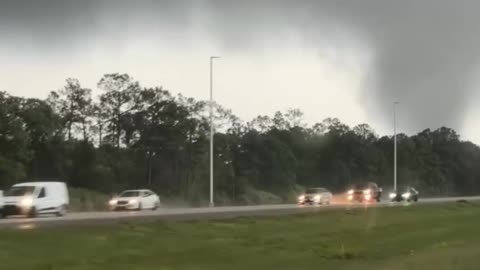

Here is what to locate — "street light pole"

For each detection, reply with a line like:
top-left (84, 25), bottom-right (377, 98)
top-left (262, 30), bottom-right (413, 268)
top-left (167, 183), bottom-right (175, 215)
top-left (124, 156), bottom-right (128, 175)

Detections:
top-left (393, 101), bottom-right (399, 191)
top-left (210, 56), bottom-right (220, 207)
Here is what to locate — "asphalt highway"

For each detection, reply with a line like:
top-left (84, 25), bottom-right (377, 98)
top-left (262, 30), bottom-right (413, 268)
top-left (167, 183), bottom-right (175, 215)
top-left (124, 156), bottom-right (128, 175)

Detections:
top-left (0, 196), bottom-right (479, 229)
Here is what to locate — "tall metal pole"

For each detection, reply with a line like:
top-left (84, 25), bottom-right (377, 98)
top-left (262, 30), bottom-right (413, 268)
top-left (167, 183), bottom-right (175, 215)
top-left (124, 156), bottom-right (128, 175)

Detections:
top-left (393, 101), bottom-right (399, 191)
top-left (210, 56), bottom-right (219, 207)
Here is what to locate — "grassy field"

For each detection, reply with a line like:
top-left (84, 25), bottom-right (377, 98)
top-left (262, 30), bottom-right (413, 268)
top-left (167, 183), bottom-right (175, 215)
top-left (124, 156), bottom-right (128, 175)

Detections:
top-left (1, 202), bottom-right (480, 270)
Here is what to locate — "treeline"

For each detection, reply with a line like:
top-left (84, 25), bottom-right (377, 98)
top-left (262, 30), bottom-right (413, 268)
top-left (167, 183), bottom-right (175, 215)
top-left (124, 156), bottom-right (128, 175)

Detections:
top-left (1, 73), bottom-right (479, 204)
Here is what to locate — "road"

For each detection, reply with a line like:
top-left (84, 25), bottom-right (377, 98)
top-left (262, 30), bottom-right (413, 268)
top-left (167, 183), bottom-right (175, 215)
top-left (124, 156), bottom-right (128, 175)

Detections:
top-left (0, 196), bottom-right (479, 229)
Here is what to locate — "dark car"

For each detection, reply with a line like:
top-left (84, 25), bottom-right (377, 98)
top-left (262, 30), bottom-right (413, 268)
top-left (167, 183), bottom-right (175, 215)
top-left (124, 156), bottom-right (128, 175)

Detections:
top-left (347, 182), bottom-right (382, 202)
top-left (389, 187), bottom-right (419, 202)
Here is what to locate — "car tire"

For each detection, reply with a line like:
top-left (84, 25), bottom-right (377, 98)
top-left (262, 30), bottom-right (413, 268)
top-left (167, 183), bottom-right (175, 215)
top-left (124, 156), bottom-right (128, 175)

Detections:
top-left (1, 210), bottom-right (6, 219)
top-left (137, 203), bottom-right (142, 211)
top-left (27, 207), bottom-right (37, 218)
top-left (152, 201), bottom-right (160, 211)
top-left (56, 205), bottom-right (67, 217)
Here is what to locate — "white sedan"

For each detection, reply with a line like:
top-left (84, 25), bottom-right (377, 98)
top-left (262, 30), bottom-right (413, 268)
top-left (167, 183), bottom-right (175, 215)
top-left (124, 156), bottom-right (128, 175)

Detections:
top-left (109, 190), bottom-right (160, 211)
top-left (298, 187), bottom-right (333, 205)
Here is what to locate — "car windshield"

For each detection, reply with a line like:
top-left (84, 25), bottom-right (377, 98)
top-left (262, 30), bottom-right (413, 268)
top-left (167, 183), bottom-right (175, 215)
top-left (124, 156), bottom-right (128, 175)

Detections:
top-left (119, 191), bottom-right (140, 197)
top-left (6, 186), bottom-right (35, 197)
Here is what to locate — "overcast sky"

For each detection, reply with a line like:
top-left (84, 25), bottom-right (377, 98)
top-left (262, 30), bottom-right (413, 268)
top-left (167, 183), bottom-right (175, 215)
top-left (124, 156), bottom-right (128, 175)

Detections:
top-left (2, 0), bottom-right (480, 142)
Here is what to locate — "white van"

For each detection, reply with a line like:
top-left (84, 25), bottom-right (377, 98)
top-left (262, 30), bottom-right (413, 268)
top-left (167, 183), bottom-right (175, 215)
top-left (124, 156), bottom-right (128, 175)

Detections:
top-left (2, 182), bottom-right (69, 218)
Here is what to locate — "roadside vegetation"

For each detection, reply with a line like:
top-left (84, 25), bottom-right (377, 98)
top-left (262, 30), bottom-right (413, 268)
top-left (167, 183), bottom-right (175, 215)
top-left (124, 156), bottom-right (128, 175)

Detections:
top-left (1, 74), bottom-right (479, 206)
top-left (1, 202), bottom-right (479, 269)
top-left (68, 188), bottom-right (111, 212)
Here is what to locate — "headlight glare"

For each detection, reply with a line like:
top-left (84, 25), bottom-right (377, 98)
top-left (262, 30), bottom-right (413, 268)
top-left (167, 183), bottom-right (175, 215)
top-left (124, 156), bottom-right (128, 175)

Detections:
top-left (129, 199), bottom-right (137, 204)
top-left (20, 197), bottom-right (33, 207)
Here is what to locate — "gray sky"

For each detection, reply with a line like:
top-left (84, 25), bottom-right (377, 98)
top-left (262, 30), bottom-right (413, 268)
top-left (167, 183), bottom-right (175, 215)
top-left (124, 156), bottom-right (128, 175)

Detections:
top-left (2, 0), bottom-right (480, 142)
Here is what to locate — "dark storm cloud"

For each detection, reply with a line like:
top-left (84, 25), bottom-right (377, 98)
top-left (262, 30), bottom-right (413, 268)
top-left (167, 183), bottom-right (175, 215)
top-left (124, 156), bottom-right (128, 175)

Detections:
top-left (328, 0), bottom-right (480, 133)
top-left (0, 1), bottom-right (98, 48)
top-left (201, 0), bottom-right (480, 133)
top-left (0, 0), bottom-right (197, 52)
top-left (2, 0), bottom-right (480, 133)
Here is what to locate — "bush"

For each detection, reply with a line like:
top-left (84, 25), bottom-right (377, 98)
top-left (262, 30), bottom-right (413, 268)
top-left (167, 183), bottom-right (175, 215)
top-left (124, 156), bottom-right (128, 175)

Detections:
top-left (240, 187), bottom-right (283, 205)
top-left (68, 188), bottom-right (110, 212)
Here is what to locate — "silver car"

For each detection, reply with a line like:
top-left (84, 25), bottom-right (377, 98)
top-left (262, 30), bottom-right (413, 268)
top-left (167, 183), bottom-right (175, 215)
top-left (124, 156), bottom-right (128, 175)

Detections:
top-left (298, 187), bottom-right (333, 205)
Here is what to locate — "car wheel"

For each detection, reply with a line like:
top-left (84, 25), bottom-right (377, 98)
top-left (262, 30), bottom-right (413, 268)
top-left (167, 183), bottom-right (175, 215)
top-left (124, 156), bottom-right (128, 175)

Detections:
top-left (56, 205), bottom-right (67, 217)
top-left (137, 203), bottom-right (143, 211)
top-left (27, 207), bottom-right (37, 218)
top-left (414, 196), bottom-right (418, 202)
top-left (1, 210), bottom-right (7, 218)
top-left (152, 201), bottom-right (160, 210)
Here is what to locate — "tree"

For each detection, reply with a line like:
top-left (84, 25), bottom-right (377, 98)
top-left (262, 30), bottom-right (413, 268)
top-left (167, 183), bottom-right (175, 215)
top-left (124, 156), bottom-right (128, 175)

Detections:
top-left (353, 123), bottom-right (377, 142)
top-left (97, 73), bottom-right (140, 147)
top-left (0, 92), bottom-right (30, 187)
top-left (272, 111), bottom-right (288, 130)
top-left (4, 76), bottom-right (480, 205)
top-left (285, 108), bottom-right (306, 129)
top-left (48, 78), bottom-right (93, 141)
top-left (248, 115), bottom-right (272, 133)
top-left (323, 118), bottom-right (350, 136)
top-left (17, 98), bottom-right (63, 178)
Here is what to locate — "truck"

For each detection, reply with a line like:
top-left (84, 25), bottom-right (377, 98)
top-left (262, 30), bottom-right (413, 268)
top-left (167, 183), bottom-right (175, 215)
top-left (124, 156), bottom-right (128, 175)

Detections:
top-left (2, 182), bottom-right (69, 218)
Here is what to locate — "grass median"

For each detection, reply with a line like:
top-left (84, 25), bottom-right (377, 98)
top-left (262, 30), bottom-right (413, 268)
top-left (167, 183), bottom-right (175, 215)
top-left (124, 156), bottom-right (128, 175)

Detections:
top-left (1, 202), bottom-right (479, 270)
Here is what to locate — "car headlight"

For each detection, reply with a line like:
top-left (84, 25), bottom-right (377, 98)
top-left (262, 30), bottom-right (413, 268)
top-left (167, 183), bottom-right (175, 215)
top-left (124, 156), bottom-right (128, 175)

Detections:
top-left (389, 193), bottom-right (396, 199)
top-left (109, 199), bottom-right (117, 206)
top-left (363, 189), bottom-right (371, 195)
top-left (314, 195), bottom-right (321, 201)
top-left (298, 195), bottom-right (305, 201)
top-left (128, 199), bottom-right (138, 204)
top-left (20, 197), bottom-right (33, 207)
top-left (402, 192), bottom-right (411, 199)
top-left (347, 189), bottom-right (354, 195)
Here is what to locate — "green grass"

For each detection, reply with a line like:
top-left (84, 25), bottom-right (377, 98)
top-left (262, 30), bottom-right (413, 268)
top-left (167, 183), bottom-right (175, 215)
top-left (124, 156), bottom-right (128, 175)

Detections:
top-left (1, 202), bottom-right (480, 270)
